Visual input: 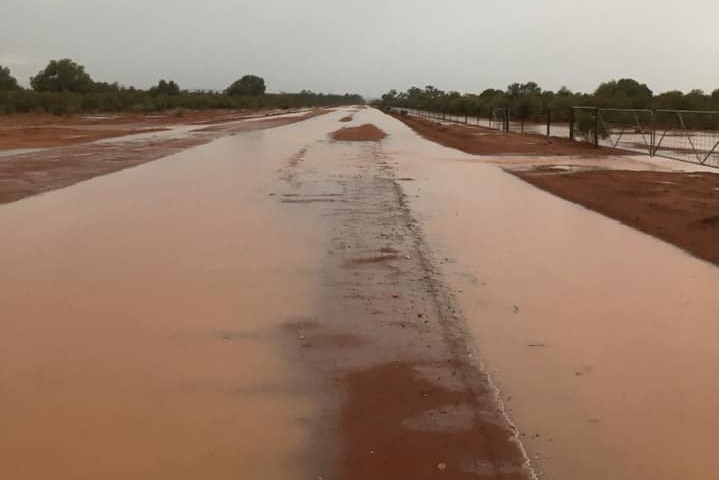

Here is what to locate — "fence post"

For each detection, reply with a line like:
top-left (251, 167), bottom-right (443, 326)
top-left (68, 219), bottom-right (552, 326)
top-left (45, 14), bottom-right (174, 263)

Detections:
top-left (546, 109), bottom-right (551, 137)
top-left (650, 109), bottom-right (656, 156)
top-left (569, 108), bottom-right (575, 140)
top-left (594, 107), bottom-right (599, 147)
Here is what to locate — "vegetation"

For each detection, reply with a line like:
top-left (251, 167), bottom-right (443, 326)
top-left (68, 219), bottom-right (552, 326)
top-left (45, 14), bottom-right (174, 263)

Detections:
top-left (30, 59), bottom-right (93, 93)
top-left (0, 60), bottom-right (363, 115)
top-left (0, 66), bottom-right (21, 91)
top-left (377, 79), bottom-right (719, 133)
top-left (149, 79), bottom-right (180, 96)
top-left (226, 75), bottom-right (266, 96)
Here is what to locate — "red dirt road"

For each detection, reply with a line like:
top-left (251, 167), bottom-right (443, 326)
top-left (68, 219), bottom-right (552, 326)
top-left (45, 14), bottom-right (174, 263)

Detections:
top-left (395, 111), bottom-right (719, 267)
top-left (0, 108), bottom-right (532, 480)
top-left (5, 107), bottom-right (719, 480)
top-left (0, 109), bottom-right (296, 149)
top-left (0, 110), bottom-right (327, 205)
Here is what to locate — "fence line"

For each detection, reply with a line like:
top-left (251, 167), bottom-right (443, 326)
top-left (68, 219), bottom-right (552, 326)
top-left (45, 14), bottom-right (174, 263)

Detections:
top-left (393, 107), bottom-right (553, 136)
top-left (568, 107), bottom-right (719, 167)
top-left (390, 105), bottom-right (719, 168)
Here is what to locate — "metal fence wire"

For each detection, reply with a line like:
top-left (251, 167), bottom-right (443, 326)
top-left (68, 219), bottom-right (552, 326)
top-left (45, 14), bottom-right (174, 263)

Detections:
top-left (652, 110), bottom-right (719, 167)
top-left (490, 108), bottom-right (509, 131)
top-left (394, 107), bottom-right (503, 130)
top-left (390, 107), bottom-right (554, 135)
top-left (569, 107), bottom-right (719, 167)
top-left (391, 106), bottom-right (719, 168)
top-left (569, 107), bottom-right (654, 155)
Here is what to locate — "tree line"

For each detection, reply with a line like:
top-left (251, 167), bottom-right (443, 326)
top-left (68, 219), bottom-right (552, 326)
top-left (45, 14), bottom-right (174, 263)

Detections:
top-left (377, 79), bottom-right (719, 124)
top-left (0, 59), bottom-right (364, 115)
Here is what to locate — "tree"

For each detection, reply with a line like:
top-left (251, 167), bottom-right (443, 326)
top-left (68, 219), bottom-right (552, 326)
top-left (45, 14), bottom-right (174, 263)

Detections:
top-left (225, 75), bottom-right (266, 96)
top-left (594, 78), bottom-right (652, 108)
top-left (424, 85), bottom-right (445, 99)
top-left (479, 88), bottom-right (502, 99)
top-left (30, 59), bottom-right (93, 93)
top-left (149, 79), bottom-right (180, 96)
top-left (506, 82), bottom-right (541, 97)
top-left (90, 81), bottom-right (121, 94)
top-left (0, 66), bottom-right (21, 91)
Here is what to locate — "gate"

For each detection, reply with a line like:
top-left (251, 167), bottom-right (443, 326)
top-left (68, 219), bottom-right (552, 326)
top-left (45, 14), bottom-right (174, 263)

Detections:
top-left (652, 110), bottom-right (719, 167)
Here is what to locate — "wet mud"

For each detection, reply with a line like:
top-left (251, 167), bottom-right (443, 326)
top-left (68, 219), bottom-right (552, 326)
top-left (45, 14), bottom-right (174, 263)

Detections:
top-left (273, 126), bottom-right (532, 479)
top-left (0, 109), bottom-right (308, 149)
top-left (1, 107), bottom-right (531, 480)
top-left (392, 112), bottom-right (629, 156)
top-left (0, 124), bottom-right (336, 479)
top-left (0, 109), bottom-right (327, 205)
top-left (387, 120), bottom-right (719, 480)
top-left (0, 125), bottom-right (168, 149)
top-left (6, 106), bottom-right (719, 480)
top-left (330, 123), bottom-right (387, 141)
top-left (514, 168), bottom-right (719, 265)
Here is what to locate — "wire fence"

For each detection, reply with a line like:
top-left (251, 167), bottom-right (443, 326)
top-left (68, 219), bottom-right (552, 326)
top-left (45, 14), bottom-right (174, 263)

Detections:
top-left (569, 107), bottom-right (654, 155)
top-left (393, 107), bottom-right (554, 136)
top-left (395, 107), bottom-right (494, 129)
top-left (391, 105), bottom-right (719, 168)
top-left (653, 110), bottom-right (719, 167)
top-left (569, 107), bottom-right (719, 167)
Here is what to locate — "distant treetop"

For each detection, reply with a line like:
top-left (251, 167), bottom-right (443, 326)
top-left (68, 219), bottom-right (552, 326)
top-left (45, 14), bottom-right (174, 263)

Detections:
top-left (31, 59), bottom-right (93, 93)
top-left (150, 79), bottom-right (181, 96)
top-left (226, 75), bottom-right (266, 96)
top-left (0, 66), bottom-right (21, 91)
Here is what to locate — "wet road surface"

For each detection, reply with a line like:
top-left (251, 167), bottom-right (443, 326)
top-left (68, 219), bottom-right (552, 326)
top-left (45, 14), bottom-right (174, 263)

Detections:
top-left (2, 107), bottom-right (719, 479)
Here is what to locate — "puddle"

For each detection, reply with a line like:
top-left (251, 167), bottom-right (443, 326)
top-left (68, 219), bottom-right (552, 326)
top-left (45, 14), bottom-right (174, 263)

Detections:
top-left (0, 147), bottom-right (49, 158)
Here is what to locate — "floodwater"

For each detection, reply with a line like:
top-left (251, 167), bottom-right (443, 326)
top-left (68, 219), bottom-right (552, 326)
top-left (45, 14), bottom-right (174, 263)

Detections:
top-left (0, 117), bottom-right (339, 479)
top-left (0, 147), bottom-right (47, 158)
top-left (370, 109), bottom-right (719, 480)
top-left (3, 106), bottom-right (719, 480)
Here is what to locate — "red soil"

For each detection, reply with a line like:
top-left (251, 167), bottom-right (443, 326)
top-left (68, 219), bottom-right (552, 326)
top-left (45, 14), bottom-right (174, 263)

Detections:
top-left (0, 109), bottom-right (310, 150)
top-left (331, 124), bottom-right (387, 141)
top-left (0, 110), bottom-right (328, 205)
top-left (514, 168), bottom-right (719, 265)
top-left (392, 113), bottom-right (629, 156)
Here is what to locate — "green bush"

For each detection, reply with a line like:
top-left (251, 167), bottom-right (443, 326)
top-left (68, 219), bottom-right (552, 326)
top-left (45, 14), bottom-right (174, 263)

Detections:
top-left (575, 111), bottom-right (608, 141)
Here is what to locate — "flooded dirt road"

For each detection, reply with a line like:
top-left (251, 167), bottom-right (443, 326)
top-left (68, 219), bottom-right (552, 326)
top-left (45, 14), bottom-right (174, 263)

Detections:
top-left (0, 110), bottom-right (325, 205)
top-left (0, 121), bottom-right (331, 479)
top-left (374, 112), bottom-right (719, 479)
top-left (3, 107), bottom-right (719, 479)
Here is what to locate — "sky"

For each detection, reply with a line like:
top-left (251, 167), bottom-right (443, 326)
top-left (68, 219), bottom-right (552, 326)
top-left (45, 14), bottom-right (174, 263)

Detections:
top-left (2, 0), bottom-right (718, 98)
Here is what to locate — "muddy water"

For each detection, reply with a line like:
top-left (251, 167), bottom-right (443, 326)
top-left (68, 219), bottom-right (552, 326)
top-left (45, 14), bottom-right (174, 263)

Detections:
top-left (365, 109), bottom-right (719, 480)
top-left (6, 105), bottom-right (719, 480)
top-left (0, 116), bottom-right (344, 479)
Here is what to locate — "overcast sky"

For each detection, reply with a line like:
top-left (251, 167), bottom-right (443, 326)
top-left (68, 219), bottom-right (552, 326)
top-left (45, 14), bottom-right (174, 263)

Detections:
top-left (2, 0), bottom-right (718, 98)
